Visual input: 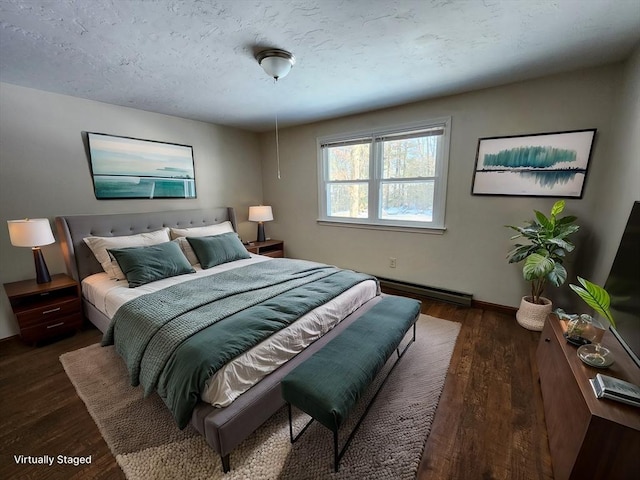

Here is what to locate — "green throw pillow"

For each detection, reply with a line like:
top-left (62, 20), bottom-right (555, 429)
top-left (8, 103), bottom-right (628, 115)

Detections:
top-left (186, 232), bottom-right (250, 269)
top-left (108, 241), bottom-right (195, 288)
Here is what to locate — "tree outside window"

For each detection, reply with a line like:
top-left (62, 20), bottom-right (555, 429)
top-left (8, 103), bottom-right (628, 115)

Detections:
top-left (319, 118), bottom-right (450, 230)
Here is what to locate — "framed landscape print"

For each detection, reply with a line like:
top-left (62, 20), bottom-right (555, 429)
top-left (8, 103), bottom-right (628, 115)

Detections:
top-left (471, 129), bottom-right (596, 197)
top-left (87, 132), bottom-right (196, 199)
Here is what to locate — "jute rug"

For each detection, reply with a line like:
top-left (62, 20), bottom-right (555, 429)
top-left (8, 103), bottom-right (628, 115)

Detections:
top-left (60, 314), bottom-right (460, 479)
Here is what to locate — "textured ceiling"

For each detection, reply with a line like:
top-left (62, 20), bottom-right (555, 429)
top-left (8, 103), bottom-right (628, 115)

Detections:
top-left (1, 0), bottom-right (639, 131)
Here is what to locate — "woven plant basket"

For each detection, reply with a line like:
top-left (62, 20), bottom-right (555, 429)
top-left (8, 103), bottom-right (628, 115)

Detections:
top-left (516, 296), bottom-right (552, 331)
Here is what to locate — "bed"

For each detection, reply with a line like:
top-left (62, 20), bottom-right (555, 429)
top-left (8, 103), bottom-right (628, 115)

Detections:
top-left (55, 207), bottom-right (383, 472)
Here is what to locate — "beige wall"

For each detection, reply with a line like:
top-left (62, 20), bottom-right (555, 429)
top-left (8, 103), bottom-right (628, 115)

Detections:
top-left (0, 83), bottom-right (263, 339)
top-left (586, 45), bottom-right (640, 284)
top-left (1, 54), bottom-right (636, 339)
top-left (260, 64), bottom-right (625, 309)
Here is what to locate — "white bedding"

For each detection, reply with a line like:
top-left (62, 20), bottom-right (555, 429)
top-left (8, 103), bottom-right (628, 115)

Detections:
top-left (81, 256), bottom-right (378, 407)
top-left (82, 254), bottom-right (271, 318)
top-left (204, 278), bottom-right (377, 406)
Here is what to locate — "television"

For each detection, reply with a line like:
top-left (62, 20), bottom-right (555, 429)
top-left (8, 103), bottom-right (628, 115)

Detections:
top-left (605, 201), bottom-right (640, 369)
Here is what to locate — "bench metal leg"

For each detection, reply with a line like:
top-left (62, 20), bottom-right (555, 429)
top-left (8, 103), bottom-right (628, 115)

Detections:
top-left (288, 402), bottom-right (316, 443)
top-left (397, 322), bottom-right (416, 358)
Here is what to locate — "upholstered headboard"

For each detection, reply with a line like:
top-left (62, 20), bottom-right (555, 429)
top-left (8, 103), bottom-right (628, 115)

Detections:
top-left (55, 208), bottom-right (237, 282)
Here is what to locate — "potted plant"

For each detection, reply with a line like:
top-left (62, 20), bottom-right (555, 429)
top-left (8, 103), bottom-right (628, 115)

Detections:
top-left (569, 276), bottom-right (615, 328)
top-left (506, 200), bottom-right (579, 330)
top-left (569, 277), bottom-right (616, 366)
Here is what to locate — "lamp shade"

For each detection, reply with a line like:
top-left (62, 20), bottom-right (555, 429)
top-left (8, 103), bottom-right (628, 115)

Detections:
top-left (7, 218), bottom-right (55, 247)
top-left (248, 206), bottom-right (274, 223)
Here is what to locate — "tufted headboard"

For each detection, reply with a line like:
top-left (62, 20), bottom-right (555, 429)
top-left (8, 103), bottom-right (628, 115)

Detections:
top-left (55, 208), bottom-right (237, 283)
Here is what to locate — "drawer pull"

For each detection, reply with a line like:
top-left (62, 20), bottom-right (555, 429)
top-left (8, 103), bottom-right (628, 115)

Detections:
top-left (42, 307), bottom-right (61, 315)
top-left (46, 322), bottom-right (65, 329)
top-left (544, 338), bottom-right (551, 343)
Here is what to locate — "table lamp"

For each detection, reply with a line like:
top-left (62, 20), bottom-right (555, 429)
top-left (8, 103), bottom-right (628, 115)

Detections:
top-left (7, 218), bottom-right (55, 283)
top-left (248, 206), bottom-right (273, 242)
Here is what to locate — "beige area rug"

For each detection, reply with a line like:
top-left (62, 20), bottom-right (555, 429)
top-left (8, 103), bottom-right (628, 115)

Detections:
top-left (60, 315), bottom-right (460, 480)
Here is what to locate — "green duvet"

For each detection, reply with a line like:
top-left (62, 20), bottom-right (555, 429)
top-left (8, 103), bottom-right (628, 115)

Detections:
top-left (102, 258), bottom-right (377, 428)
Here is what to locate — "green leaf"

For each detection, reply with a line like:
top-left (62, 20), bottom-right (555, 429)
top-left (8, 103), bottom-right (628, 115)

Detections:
top-left (523, 253), bottom-right (554, 281)
top-left (547, 238), bottom-right (575, 253)
top-left (546, 263), bottom-right (567, 287)
top-left (506, 225), bottom-right (527, 237)
top-left (557, 215), bottom-right (577, 225)
top-left (554, 224), bottom-right (580, 238)
top-left (520, 225), bottom-right (541, 236)
top-left (569, 277), bottom-right (616, 327)
top-left (535, 210), bottom-right (553, 230)
top-left (506, 244), bottom-right (535, 263)
top-left (551, 200), bottom-right (565, 217)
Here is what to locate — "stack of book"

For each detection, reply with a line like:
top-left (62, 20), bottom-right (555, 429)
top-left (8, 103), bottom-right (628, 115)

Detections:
top-left (589, 373), bottom-right (640, 407)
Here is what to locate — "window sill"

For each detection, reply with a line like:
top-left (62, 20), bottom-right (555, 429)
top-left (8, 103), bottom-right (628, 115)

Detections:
top-left (316, 219), bottom-right (446, 234)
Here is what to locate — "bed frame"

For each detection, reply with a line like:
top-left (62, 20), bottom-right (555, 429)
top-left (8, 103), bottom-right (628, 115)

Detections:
top-left (55, 207), bottom-right (383, 472)
top-left (55, 208), bottom-right (238, 332)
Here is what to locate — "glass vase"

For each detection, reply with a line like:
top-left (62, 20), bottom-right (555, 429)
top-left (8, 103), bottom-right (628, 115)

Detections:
top-left (576, 315), bottom-right (614, 368)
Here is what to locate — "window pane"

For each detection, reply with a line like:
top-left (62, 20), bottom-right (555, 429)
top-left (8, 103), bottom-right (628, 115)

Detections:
top-left (327, 143), bottom-right (370, 181)
top-left (382, 135), bottom-right (439, 179)
top-left (327, 183), bottom-right (368, 218)
top-left (380, 181), bottom-right (434, 222)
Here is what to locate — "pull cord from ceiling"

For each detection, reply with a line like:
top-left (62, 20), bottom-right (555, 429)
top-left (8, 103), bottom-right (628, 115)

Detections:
top-left (256, 48), bottom-right (296, 180)
top-left (272, 76), bottom-right (281, 180)
top-left (275, 101), bottom-right (281, 180)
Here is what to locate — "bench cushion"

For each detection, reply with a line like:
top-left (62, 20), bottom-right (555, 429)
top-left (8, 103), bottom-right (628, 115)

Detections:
top-left (281, 295), bottom-right (420, 431)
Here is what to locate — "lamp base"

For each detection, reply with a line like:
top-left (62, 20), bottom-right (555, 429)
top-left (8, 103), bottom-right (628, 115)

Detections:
top-left (257, 223), bottom-right (266, 243)
top-left (33, 247), bottom-right (51, 284)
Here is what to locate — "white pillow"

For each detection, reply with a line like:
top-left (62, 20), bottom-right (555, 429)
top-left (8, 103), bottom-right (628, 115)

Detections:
top-left (170, 222), bottom-right (236, 265)
top-left (173, 237), bottom-right (200, 266)
top-left (169, 221), bottom-right (234, 239)
top-left (84, 228), bottom-right (171, 279)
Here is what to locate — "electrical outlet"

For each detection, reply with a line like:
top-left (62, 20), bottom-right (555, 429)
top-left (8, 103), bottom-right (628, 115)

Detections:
top-left (389, 257), bottom-right (397, 268)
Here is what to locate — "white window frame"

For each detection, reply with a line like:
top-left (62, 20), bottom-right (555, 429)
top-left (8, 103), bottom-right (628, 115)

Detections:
top-left (317, 117), bottom-right (451, 232)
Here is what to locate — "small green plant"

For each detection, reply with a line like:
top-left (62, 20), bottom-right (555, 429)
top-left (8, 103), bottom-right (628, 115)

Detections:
top-left (569, 276), bottom-right (616, 328)
top-left (506, 200), bottom-right (579, 304)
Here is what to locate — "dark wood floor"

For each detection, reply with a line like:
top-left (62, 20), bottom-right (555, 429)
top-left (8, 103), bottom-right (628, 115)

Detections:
top-left (0, 296), bottom-right (553, 480)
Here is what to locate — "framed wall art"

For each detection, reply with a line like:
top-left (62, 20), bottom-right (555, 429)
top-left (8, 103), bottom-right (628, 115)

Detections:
top-left (471, 129), bottom-right (596, 198)
top-left (86, 132), bottom-right (196, 199)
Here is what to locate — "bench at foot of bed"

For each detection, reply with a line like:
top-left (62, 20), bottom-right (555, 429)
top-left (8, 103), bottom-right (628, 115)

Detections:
top-left (281, 295), bottom-right (421, 472)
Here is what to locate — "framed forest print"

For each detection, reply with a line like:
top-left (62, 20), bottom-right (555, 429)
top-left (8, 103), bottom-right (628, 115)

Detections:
top-left (471, 129), bottom-right (596, 197)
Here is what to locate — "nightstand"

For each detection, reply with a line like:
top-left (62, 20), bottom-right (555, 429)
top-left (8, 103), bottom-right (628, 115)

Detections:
top-left (245, 239), bottom-right (284, 258)
top-left (3, 273), bottom-right (83, 345)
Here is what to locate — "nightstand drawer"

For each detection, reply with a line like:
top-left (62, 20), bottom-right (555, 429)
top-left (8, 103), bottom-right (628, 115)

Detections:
top-left (20, 313), bottom-right (83, 343)
top-left (261, 250), bottom-right (284, 258)
top-left (245, 240), bottom-right (284, 257)
top-left (16, 298), bottom-right (82, 327)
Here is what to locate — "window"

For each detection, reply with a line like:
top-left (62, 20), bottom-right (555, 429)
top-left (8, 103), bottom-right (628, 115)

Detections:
top-left (318, 117), bottom-right (451, 230)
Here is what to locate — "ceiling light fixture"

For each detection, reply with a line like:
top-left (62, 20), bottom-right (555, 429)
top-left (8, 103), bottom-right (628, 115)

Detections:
top-left (256, 48), bottom-right (296, 179)
top-left (256, 49), bottom-right (296, 80)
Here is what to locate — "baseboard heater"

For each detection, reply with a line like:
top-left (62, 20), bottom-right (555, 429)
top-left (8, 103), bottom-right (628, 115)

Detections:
top-left (377, 276), bottom-right (473, 307)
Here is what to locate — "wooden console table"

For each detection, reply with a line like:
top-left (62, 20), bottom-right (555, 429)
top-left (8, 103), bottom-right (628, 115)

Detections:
top-left (537, 315), bottom-right (640, 480)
